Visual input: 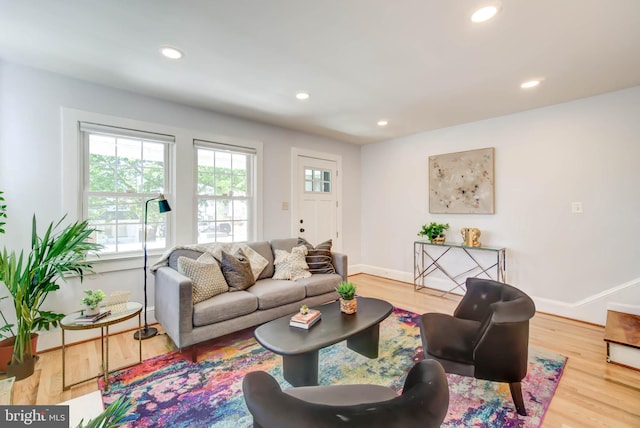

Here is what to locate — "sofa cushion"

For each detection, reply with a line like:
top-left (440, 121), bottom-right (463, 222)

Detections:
top-left (270, 238), bottom-right (298, 253)
top-left (220, 249), bottom-right (256, 291)
top-left (273, 246), bottom-right (312, 281)
top-left (294, 273), bottom-right (343, 297)
top-left (177, 253), bottom-right (229, 304)
top-left (193, 291), bottom-right (258, 326)
top-left (247, 241), bottom-right (275, 280)
top-left (297, 238), bottom-right (336, 274)
top-left (246, 278), bottom-right (306, 310)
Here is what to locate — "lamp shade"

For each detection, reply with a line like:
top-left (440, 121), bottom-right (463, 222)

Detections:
top-left (158, 196), bottom-right (172, 213)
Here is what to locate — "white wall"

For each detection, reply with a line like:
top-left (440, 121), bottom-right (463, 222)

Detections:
top-left (360, 86), bottom-right (640, 325)
top-left (0, 61), bottom-right (362, 349)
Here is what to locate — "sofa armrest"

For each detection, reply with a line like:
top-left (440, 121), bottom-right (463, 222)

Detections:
top-left (154, 266), bottom-right (194, 348)
top-left (332, 252), bottom-right (348, 281)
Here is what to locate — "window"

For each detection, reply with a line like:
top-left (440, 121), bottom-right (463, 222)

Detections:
top-left (195, 140), bottom-right (256, 243)
top-left (304, 168), bottom-right (332, 193)
top-left (81, 122), bottom-right (173, 255)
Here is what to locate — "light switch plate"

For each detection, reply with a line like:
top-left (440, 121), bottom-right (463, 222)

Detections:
top-left (571, 202), bottom-right (583, 213)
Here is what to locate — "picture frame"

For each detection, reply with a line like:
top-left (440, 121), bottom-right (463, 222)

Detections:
top-left (429, 147), bottom-right (495, 214)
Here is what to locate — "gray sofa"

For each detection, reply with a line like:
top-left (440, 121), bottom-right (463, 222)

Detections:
top-left (153, 238), bottom-right (347, 359)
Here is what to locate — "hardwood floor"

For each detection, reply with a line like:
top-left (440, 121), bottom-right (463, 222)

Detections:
top-left (5, 274), bottom-right (640, 427)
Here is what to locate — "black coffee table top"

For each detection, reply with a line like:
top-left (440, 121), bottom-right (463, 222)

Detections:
top-left (254, 297), bottom-right (393, 356)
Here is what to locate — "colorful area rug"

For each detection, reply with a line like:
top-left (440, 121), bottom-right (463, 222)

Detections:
top-left (100, 308), bottom-right (566, 427)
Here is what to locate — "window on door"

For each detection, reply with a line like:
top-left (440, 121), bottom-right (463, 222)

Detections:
top-left (304, 168), bottom-right (332, 193)
top-left (80, 122), bottom-right (173, 255)
top-left (195, 140), bottom-right (256, 243)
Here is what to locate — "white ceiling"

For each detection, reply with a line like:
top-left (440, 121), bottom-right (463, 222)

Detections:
top-left (1, 1), bottom-right (639, 144)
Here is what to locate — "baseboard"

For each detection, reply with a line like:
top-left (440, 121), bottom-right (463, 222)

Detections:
top-left (352, 265), bottom-right (640, 326)
top-left (353, 264), bottom-right (464, 295)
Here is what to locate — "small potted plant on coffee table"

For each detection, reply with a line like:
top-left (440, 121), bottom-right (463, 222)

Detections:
top-left (418, 222), bottom-right (450, 244)
top-left (336, 281), bottom-right (357, 314)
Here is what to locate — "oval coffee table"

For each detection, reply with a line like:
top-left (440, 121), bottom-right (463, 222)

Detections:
top-left (254, 297), bottom-right (393, 386)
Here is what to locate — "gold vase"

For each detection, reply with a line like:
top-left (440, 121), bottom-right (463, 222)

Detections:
top-left (340, 298), bottom-right (357, 314)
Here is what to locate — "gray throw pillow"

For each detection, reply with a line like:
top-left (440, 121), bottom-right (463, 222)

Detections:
top-left (297, 237), bottom-right (336, 274)
top-left (220, 249), bottom-right (256, 291)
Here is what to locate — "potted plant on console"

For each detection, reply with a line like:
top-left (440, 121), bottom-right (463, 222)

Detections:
top-left (418, 222), bottom-right (450, 244)
top-left (0, 213), bottom-right (101, 380)
top-left (336, 281), bottom-right (357, 314)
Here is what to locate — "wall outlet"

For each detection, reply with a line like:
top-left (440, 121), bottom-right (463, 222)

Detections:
top-left (571, 202), bottom-right (583, 213)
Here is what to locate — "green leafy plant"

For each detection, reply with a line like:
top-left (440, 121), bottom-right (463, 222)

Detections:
top-left (77, 396), bottom-right (134, 428)
top-left (335, 281), bottom-right (357, 300)
top-left (0, 214), bottom-right (102, 370)
top-left (81, 289), bottom-right (106, 310)
top-left (0, 191), bottom-right (6, 235)
top-left (417, 222), bottom-right (450, 242)
top-left (0, 193), bottom-right (14, 339)
top-left (0, 296), bottom-right (15, 339)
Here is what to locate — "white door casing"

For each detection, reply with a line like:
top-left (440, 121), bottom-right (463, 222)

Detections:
top-left (291, 148), bottom-right (342, 251)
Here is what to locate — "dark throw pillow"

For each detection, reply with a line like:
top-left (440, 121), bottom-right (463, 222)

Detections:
top-left (297, 237), bottom-right (336, 274)
top-left (220, 249), bottom-right (256, 291)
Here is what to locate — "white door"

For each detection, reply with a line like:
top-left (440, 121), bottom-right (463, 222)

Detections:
top-left (293, 152), bottom-right (341, 250)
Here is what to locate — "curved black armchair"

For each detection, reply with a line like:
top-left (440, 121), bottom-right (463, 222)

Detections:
top-left (420, 277), bottom-right (535, 416)
top-left (242, 359), bottom-right (449, 428)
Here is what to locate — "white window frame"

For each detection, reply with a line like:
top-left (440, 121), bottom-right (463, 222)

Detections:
top-left (63, 108), bottom-right (264, 271)
top-left (63, 109), bottom-right (176, 271)
top-left (80, 122), bottom-right (174, 256)
top-left (194, 139), bottom-right (258, 243)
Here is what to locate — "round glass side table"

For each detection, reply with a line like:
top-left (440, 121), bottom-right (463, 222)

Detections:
top-left (60, 302), bottom-right (143, 391)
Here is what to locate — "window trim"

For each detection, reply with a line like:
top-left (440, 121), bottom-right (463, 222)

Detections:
top-left (63, 108), bottom-right (264, 272)
top-left (80, 122), bottom-right (174, 256)
top-left (63, 109), bottom-right (178, 271)
top-left (193, 139), bottom-right (260, 243)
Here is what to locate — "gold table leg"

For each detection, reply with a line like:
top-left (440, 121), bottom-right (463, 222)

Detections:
top-left (62, 328), bottom-right (69, 391)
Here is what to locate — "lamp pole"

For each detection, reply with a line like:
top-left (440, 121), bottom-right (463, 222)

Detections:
top-left (134, 194), bottom-right (171, 340)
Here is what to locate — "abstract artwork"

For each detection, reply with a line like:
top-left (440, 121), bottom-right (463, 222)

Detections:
top-left (429, 147), bottom-right (495, 214)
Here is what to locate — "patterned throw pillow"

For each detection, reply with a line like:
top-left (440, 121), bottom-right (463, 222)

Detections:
top-left (220, 249), bottom-right (256, 291)
top-left (177, 252), bottom-right (229, 304)
top-left (273, 245), bottom-right (312, 281)
top-left (297, 238), bottom-right (336, 274)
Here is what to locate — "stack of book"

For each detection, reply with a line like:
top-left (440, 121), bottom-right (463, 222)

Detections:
top-left (75, 310), bottom-right (111, 325)
top-left (290, 309), bottom-right (321, 329)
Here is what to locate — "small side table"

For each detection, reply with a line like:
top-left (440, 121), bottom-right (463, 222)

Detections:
top-left (60, 302), bottom-right (143, 391)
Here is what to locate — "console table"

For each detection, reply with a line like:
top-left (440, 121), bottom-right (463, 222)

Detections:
top-left (414, 240), bottom-right (506, 296)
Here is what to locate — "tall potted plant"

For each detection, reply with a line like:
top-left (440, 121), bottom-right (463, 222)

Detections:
top-left (0, 214), bottom-right (101, 379)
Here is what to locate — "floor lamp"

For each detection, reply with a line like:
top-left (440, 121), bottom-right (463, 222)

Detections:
top-left (134, 194), bottom-right (171, 340)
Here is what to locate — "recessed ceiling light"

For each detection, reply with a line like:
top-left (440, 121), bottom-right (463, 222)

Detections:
top-left (160, 47), bottom-right (183, 60)
top-left (471, 5), bottom-right (499, 23)
top-left (521, 79), bottom-right (542, 89)
top-left (295, 92), bottom-right (310, 100)
top-left (377, 120), bottom-right (388, 127)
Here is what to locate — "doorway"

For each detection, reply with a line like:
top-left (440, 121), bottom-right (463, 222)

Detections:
top-left (291, 148), bottom-right (342, 251)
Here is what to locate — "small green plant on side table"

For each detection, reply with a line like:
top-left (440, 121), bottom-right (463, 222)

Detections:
top-left (418, 222), bottom-right (450, 243)
top-left (336, 281), bottom-right (357, 314)
top-left (82, 289), bottom-right (106, 315)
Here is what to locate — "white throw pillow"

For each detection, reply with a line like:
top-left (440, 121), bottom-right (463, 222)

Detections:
top-left (178, 252), bottom-right (229, 304)
top-left (273, 245), bottom-right (312, 281)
